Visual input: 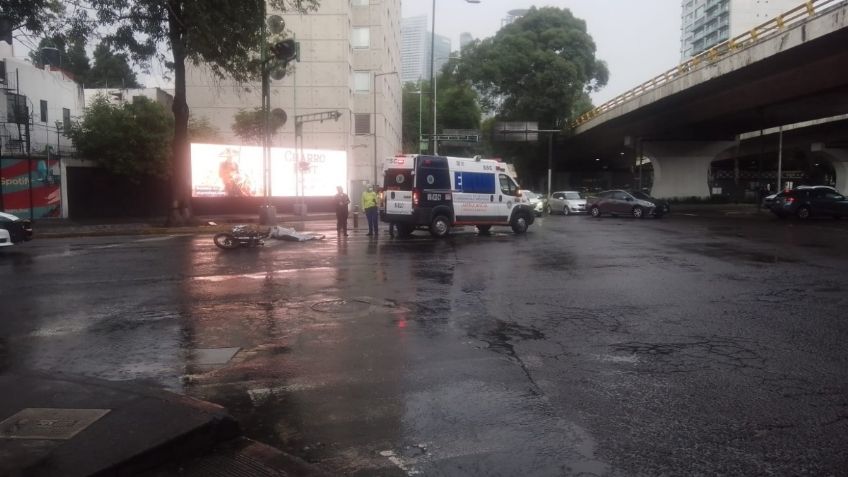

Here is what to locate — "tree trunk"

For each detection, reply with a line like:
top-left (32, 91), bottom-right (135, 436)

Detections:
top-left (166, 1), bottom-right (193, 226)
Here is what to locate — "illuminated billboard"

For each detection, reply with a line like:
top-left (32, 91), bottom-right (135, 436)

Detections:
top-left (191, 143), bottom-right (347, 198)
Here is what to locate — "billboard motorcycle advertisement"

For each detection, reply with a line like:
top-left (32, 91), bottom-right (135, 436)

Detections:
top-left (191, 143), bottom-right (347, 198)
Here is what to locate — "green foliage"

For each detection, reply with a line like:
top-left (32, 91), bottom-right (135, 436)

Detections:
top-left (28, 34), bottom-right (91, 82)
top-left (87, 43), bottom-right (142, 88)
top-left (401, 82), bottom-right (425, 154)
top-left (70, 0), bottom-right (320, 222)
top-left (188, 115), bottom-right (221, 143)
top-left (1, 0), bottom-right (63, 35)
top-left (401, 72), bottom-right (482, 155)
top-left (457, 6), bottom-right (607, 128)
top-left (67, 95), bottom-right (174, 179)
top-left (231, 108), bottom-right (286, 145)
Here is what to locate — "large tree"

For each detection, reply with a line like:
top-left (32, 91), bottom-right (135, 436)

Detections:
top-left (67, 95), bottom-right (174, 179)
top-left (458, 6), bottom-right (607, 128)
top-left (28, 34), bottom-right (91, 83)
top-left (72, 0), bottom-right (319, 224)
top-left (86, 42), bottom-right (142, 88)
top-left (401, 73), bottom-right (481, 155)
top-left (0, 0), bottom-right (62, 38)
top-left (456, 6), bottom-right (608, 179)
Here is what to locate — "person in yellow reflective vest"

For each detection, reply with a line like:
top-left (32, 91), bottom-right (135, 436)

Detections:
top-left (361, 185), bottom-right (379, 236)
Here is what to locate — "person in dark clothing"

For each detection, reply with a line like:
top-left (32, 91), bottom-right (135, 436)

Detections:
top-left (334, 186), bottom-right (350, 237)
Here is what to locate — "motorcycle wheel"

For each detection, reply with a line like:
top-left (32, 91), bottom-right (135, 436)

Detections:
top-left (213, 233), bottom-right (240, 250)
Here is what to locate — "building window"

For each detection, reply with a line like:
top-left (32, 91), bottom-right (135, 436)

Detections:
top-left (6, 94), bottom-right (26, 123)
top-left (354, 72), bottom-right (371, 93)
top-left (40, 100), bottom-right (48, 122)
top-left (352, 0), bottom-right (368, 5)
top-left (63, 108), bottom-right (71, 131)
top-left (352, 27), bottom-right (370, 49)
top-left (354, 113), bottom-right (371, 134)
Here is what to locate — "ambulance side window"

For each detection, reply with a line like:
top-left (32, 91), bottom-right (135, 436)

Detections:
top-left (499, 174), bottom-right (519, 196)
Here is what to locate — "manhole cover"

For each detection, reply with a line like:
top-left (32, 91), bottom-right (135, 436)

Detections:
top-left (0, 408), bottom-right (110, 440)
top-left (311, 299), bottom-right (371, 313)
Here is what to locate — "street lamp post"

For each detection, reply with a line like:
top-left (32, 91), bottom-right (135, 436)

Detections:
top-left (429, 0), bottom-right (480, 155)
top-left (374, 71), bottom-right (398, 185)
top-left (432, 55), bottom-right (462, 156)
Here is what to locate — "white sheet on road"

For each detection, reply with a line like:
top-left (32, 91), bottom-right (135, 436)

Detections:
top-left (268, 226), bottom-right (326, 242)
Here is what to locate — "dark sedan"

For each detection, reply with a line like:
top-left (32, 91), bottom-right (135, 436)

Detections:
top-left (588, 190), bottom-right (670, 219)
top-left (770, 187), bottom-right (848, 219)
top-left (0, 212), bottom-right (33, 248)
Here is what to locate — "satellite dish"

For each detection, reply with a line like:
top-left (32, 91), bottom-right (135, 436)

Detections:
top-left (267, 15), bottom-right (285, 35)
top-left (271, 108), bottom-right (287, 126)
top-left (270, 63), bottom-right (286, 80)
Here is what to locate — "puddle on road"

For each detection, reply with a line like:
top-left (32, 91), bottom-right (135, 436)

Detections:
top-left (192, 266), bottom-right (334, 282)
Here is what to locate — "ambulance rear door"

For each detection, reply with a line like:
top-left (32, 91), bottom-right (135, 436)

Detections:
top-left (383, 156), bottom-right (415, 216)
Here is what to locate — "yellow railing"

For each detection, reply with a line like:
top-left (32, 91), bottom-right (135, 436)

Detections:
top-left (571, 0), bottom-right (846, 128)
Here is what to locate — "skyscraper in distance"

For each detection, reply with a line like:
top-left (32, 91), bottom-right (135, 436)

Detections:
top-left (401, 15), bottom-right (452, 83)
top-left (680, 0), bottom-right (800, 60)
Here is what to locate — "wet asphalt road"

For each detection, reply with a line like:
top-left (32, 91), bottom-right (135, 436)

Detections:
top-left (2, 213), bottom-right (848, 476)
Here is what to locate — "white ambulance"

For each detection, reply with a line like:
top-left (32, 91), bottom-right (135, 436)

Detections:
top-left (380, 155), bottom-right (535, 237)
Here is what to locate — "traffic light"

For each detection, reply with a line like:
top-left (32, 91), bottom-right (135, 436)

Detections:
top-left (271, 38), bottom-right (298, 64)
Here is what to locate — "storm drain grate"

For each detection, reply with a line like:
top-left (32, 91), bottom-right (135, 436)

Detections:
top-left (0, 408), bottom-right (110, 440)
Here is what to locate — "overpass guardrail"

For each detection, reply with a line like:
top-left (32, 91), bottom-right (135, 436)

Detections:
top-left (571, 0), bottom-right (847, 129)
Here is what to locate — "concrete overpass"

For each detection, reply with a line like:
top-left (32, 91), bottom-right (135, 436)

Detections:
top-left (566, 0), bottom-right (848, 197)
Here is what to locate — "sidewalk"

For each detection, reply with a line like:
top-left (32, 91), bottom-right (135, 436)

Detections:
top-left (0, 372), bottom-right (331, 477)
top-left (26, 205), bottom-right (774, 240)
top-left (31, 213), bottom-right (342, 239)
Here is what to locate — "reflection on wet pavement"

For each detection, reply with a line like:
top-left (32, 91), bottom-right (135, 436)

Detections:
top-left (3, 217), bottom-right (848, 475)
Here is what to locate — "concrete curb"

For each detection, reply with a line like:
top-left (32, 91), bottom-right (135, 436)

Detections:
top-left (32, 216), bottom-right (342, 239)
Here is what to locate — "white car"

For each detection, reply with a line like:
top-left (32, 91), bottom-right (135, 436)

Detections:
top-left (0, 212), bottom-right (33, 248)
top-left (521, 191), bottom-right (546, 216)
top-left (548, 191), bottom-right (587, 215)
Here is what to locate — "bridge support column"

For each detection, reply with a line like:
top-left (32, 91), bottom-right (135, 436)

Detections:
top-left (643, 141), bottom-right (736, 199)
top-left (821, 149), bottom-right (848, 195)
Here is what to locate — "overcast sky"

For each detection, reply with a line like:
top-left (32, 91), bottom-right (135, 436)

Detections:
top-left (13, 1), bottom-right (683, 106)
top-left (404, 0), bottom-right (683, 105)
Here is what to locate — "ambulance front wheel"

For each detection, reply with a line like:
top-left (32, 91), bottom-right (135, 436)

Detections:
top-left (511, 212), bottom-right (530, 234)
top-left (430, 215), bottom-right (451, 238)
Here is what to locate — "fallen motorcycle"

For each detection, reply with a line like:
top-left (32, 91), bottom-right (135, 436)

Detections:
top-left (213, 225), bottom-right (268, 250)
top-left (214, 224), bottom-right (326, 250)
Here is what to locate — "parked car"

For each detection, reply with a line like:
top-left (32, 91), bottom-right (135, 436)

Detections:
top-left (522, 190), bottom-right (546, 217)
top-left (769, 186), bottom-right (848, 219)
top-left (762, 185), bottom-right (836, 208)
top-left (548, 191), bottom-right (587, 215)
top-left (761, 191), bottom-right (782, 208)
top-left (0, 212), bottom-right (33, 248)
top-left (587, 190), bottom-right (670, 219)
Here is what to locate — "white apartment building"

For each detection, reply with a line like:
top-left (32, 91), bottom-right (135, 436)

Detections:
top-left (681, 0), bottom-right (800, 60)
top-left (401, 15), bottom-right (451, 84)
top-left (83, 87), bottom-right (173, 110)
top-left (185, 0), bottom-right (402, 192)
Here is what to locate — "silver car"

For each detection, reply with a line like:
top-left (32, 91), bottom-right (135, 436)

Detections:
top-left (548, 191), bottom-right (587, 215)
